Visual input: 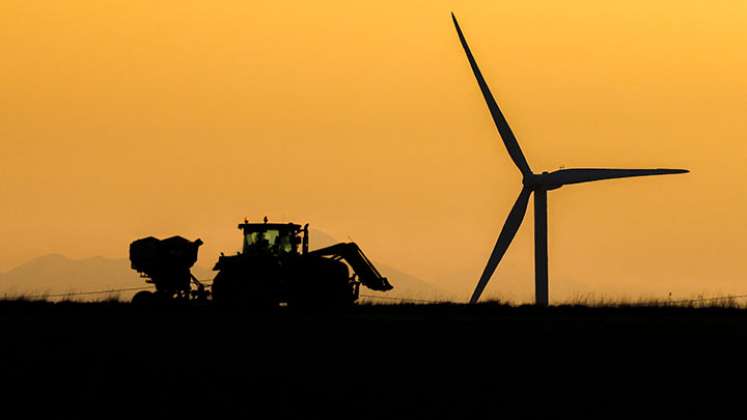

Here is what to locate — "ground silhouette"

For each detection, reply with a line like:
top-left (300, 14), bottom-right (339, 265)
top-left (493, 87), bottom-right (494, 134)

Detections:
top-left (1, 300), bottom-right (746, 418)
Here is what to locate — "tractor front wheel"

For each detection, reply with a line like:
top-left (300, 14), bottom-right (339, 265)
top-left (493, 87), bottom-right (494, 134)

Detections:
top-left (131, 290), bottom-right (155, 305)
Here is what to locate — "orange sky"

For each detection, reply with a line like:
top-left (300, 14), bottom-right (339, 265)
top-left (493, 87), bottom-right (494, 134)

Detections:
top-left (1, 1), bottom-right (746, 302)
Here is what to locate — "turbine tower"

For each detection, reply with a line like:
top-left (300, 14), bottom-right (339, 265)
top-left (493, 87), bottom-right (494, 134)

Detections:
top-left (451, 13), bottom-right (689, 305)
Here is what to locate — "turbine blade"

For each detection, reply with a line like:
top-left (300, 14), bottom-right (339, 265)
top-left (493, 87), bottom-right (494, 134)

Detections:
top-left (451, 13), bottom-right (532, 177)
top-left (547, 168), bottom-right (689, 187)
top-left (470, 187), bottom-right (532, 304)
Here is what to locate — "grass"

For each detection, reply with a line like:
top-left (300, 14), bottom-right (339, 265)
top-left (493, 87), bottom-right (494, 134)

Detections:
top-left (556, 292), bottom-right (746, 308)
top-left (3, 293), bottom-right (747, 309)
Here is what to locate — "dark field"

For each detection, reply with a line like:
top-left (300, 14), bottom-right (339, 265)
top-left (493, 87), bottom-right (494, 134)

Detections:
top-left (2, 300), bottom-right (747, 418)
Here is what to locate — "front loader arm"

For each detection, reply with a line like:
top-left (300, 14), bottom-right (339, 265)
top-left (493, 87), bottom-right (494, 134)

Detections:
top-left (308, 243), bottom-right (393, 291)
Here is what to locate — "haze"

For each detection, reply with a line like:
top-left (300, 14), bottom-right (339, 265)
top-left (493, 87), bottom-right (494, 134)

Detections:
top-left (2, 1), bottom-right (745, 302)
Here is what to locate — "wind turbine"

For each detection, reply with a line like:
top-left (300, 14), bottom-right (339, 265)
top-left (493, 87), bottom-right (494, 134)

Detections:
top-left (451, 13), bottom-right (689, 305)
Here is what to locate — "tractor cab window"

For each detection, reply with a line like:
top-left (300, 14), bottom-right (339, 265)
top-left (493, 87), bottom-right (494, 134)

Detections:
top-left (275, 233), bottom-right (293, 253)
top-left (243, 228), bottom-right (297, 255)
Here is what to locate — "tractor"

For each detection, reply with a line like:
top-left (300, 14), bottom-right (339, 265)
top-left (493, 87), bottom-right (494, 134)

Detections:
top-left (128, 218), bottom-right (393, 308)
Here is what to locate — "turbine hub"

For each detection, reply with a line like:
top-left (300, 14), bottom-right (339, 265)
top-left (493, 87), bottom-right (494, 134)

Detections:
top-left (522, 172), bottom-right (562, 191)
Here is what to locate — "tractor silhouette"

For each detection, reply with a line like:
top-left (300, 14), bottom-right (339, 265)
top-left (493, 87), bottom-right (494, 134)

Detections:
top-left (129, 218), bottom-right (392, 307)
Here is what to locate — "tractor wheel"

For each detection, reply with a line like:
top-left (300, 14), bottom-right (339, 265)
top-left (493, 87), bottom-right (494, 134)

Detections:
top-left (287, 257), bottom-right (355, 311)
top-left (212, 270), bottom-right (277, 310)
top-left (131, 290), bottom-right (155, 305)
top-left (210, 271), bottom-right (227, 304)
top-left (288, 278), bottom-right (355, 311)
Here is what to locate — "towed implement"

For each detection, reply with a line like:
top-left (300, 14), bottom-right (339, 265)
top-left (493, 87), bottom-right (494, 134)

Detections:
top-left (129, 236), bottom-right (208, 304)
top-left (129, 218), bottom-right (393, 307)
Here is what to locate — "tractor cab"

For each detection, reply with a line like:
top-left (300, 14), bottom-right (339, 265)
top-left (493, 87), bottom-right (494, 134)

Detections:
top-left (238, 218), bottom-right (309, 256)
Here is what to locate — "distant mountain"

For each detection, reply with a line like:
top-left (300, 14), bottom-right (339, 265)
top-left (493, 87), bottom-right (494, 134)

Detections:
top-left (0, 254), bottom-right (139, 298)
top-left (0, 231), bottom-right (448, 302)
top-left (0, 254), bottom-right (215, 300)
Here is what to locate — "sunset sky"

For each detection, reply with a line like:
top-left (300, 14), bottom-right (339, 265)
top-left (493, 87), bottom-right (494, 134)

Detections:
top-left (2, 1), bottom-right (746, 302)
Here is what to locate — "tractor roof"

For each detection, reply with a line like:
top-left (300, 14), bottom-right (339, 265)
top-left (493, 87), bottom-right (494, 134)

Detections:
top-left (238, 222), bottom-right (303, 232)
